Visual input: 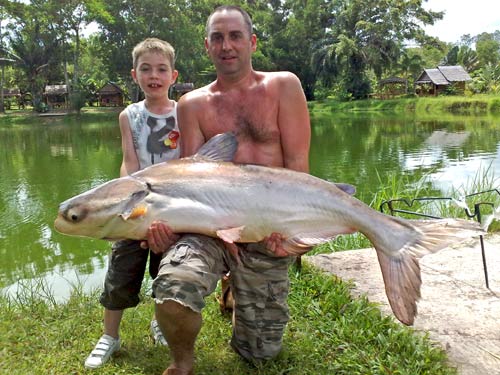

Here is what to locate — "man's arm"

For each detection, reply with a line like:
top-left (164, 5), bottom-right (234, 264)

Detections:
top-left (277, 72), bottom-right (311, 173)
top-left (177, 93), bottom-right (207, 157)
top-left (264, 73), bottom-right (311, 256)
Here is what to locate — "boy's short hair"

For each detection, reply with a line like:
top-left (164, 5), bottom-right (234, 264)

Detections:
top-left (132, 38), bottom-right (175, 69)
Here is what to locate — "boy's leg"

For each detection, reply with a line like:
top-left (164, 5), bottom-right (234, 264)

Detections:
top-left (85, 240), bottom-right (149, 369)
top-left (104, 309), bottom-right (124, 339)
top-left (99, 239), bottom-right (149, 311)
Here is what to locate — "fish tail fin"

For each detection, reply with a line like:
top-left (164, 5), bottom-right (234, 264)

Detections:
top-left (373, 218), bottom-right (483, 325)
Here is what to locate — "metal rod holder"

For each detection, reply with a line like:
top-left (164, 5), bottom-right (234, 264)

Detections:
top-left (380, 190), bottom-right (499, 289)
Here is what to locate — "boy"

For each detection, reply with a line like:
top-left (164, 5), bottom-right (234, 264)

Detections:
top-left (84, 38), bottom-right (181, 369)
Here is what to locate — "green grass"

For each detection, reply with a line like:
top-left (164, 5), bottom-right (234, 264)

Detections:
top-left (0, 264), bottom-right (456, 375)
top-left (312, 166), bottom-right (500, 254)
top-left (311, 94), bottom-right (500, 116)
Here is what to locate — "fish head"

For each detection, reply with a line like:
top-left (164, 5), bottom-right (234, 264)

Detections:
top-left (54, 176), bottom-right (151, 240)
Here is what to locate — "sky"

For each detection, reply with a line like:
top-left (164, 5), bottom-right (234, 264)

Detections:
top-left (423, 0), bottom-right (500, 43)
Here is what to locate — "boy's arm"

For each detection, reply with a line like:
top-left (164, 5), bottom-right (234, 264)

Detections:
top-left (144, 93), bottom-right (206, 253)
top-left (118, 111), bottom-right (140, 176)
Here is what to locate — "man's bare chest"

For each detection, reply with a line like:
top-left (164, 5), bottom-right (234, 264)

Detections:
top-left (203, 94), bottom-right (279, 144)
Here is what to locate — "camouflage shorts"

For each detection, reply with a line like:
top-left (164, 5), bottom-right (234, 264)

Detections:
top-left (152, 234), bottom-right (293, 361)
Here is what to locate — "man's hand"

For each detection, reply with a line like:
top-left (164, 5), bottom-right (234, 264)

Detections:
top-left (263, 232), bottom-right (290, 257)
top-left (140, 221), bottom-right (180, 254)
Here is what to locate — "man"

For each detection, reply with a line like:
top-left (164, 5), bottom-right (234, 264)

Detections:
top-left (151, 6), bottom-right (310, 375)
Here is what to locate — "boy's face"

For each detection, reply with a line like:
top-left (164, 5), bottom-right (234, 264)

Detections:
top-left (131, 52), bottom-right (178, 99)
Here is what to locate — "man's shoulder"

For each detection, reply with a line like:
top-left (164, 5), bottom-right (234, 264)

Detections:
top-left (259, 70), bottom-right (298, 81)
top-left (182, 84), bottom-right (212, 100)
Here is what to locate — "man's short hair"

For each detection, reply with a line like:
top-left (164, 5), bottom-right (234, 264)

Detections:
top-left (206, 5), bottom-right (253, 36)
top-left (132, 38), bottom-right (175, 69)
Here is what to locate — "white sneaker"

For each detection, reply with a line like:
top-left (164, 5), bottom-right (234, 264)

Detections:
top-left (150, 319), bottom-right (168, 346)
top-left (84, 334), bottom-right (120, 369)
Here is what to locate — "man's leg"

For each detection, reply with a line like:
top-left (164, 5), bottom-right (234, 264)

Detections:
top-left (152, 235), bottom-right (229, 374)
top-left (156, 300), bottom-right (201, 373)
top-left (230, 245), bottom-right (293, 361)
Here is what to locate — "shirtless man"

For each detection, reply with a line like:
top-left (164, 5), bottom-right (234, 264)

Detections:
top-left (151, 6), bottom-right (310, 375)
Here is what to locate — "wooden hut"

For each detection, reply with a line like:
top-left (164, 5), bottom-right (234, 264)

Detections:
top-left (377, 77), bottom-right (408, 99)
top-left (170, 83), bottom-right (194, 100)
top-left (415, 65), bottom-right (471, 96)
top-left (43, 85), bottom-right (68, 109)
top-left (1, 88), bottom-right (20, 109)
top-left (97, 82), bottom-right (124, 107)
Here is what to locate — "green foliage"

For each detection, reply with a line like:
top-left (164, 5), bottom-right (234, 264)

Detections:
top-left (476, 33), bottom-right (500, 67)
top-left (311, 95), bottom-right (500, 116)
top-left (69, 91), bottom-right (86, 112)
top-left (2, 0), bottom-right (500, 102)
top-left (311, 0), bottom-right (443, 99)
top-left (489, 98), bottom-right (500, 113)
top-left (0, 266), bottom-right (456, 374)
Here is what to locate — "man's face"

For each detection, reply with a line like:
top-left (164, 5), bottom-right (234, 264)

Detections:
top-left (205, 10), bottom-right (256, 76)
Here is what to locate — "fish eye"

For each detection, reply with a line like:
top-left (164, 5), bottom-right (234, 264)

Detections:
top-left (65, 207), bottom-right (86, 223)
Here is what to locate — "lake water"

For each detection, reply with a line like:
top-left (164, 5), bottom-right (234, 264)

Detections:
top-left (1, 111), bottom-right (500, 300)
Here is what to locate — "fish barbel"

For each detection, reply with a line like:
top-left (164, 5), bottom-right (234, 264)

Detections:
top-left (54, 133), bottom-right (484, 325)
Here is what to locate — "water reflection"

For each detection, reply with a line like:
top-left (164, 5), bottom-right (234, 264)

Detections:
top-left (0, 115), bottom-right (121, 299)
top-left (1, 111), bottom-right (500, 300)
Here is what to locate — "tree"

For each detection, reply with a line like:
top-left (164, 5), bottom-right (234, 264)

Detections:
top-left (1, 0), bottom-right (62, 111)
top-left (311, 0), bottom-right (443, 99)
top-left (253, 0), bottom-right (332, 100)
top-left (476, 32), bottom-right (500, 67)
top-left (91, 0), bottom-right (211, 101)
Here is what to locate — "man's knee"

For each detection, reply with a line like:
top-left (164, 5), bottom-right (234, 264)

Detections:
top-left (155, 299), bottom-right (193, 318)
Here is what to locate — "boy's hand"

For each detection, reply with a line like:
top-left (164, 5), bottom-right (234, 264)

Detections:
top-left (141, 221), bottom-right (180, 254)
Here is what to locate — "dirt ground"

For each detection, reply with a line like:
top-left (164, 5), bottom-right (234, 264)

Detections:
top-left (306, 234), bottom-right (500, 375)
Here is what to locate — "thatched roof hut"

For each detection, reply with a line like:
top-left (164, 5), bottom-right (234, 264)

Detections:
top-left (170, 83), bottom-right (194, 100)
top-left (415, 66), bottom-right (471, 96)
top-left (43, 85), bottom-right (68, 108)
top-left (97, 82), bottom-right (124, 107)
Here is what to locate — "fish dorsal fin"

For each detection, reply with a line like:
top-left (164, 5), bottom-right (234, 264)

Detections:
top-left (193, 133), bottom-right (238, 162)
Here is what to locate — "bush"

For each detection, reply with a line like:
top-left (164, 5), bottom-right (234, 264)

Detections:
top-left (489, 98), bottom-right (500, 113)
top-left (70, 91), bottom-right (86, 112)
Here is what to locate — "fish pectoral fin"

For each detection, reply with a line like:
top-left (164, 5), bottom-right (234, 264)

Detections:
top-left (333, 182), bottom-right (356, 195)
top-left (216, 225), bottom-right (245, 243)
top-left (120, 204), bottom-right (148, 221)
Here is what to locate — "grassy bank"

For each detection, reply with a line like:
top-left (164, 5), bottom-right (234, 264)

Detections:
top-left (311, 95), bottom-right (500, 116)
top-left (0, 264), bottom-right (456, 375)
top-left (0, 106), bottom-right (120, 125)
